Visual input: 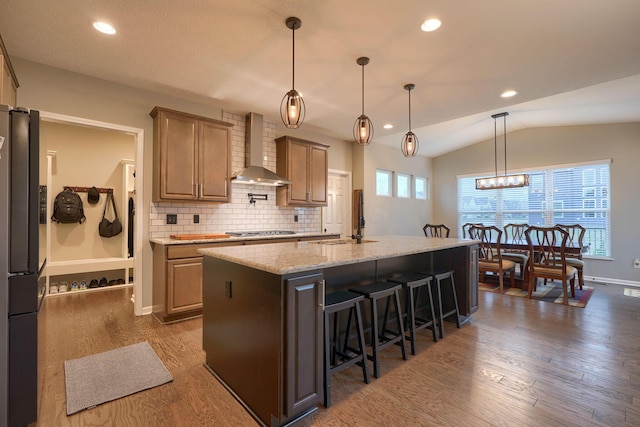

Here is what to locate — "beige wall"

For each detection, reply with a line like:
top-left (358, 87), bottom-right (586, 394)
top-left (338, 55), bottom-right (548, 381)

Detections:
top-left (13, 58), bottom-right (353, 312)
top-left (44, 121), bottom-right (135, 261)
top-left (361, 142), bottom-right (433, 237)
top-left (433, 122), bottom-right (640, 283)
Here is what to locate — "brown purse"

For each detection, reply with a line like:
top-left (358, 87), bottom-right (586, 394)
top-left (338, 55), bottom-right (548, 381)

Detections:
top-left (99, 191), bottom-right (123, 238)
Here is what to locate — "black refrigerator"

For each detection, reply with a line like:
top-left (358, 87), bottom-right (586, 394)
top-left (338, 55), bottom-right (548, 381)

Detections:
top-left (0, 104), bottom-right (42, 427)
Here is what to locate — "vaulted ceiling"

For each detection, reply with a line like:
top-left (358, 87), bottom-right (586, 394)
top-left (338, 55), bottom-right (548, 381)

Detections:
top-left (2, 0), bottom-right (640, 156)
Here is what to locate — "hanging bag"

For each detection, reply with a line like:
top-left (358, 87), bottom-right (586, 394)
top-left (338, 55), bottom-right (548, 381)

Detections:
top-left (99, 191), bottom-right (123, 238)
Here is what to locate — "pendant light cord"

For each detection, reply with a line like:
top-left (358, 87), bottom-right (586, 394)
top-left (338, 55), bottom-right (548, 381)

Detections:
top-left (494, 117), bottom-right (498, 177)
top-left (361, 63), bottom-right (365, 115)
top-left (408, 88), bottom-right (412, 131)
top-left (503, 114), bottom-right (508, 176)
top-left (291, 25), bottom-right (296, 90)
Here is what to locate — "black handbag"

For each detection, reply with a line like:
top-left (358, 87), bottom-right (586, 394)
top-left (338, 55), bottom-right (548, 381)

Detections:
top-left (99, 191), bottom-right (123, 238)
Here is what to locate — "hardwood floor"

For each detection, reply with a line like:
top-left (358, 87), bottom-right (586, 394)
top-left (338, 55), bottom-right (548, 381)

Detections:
top-left (37, 283), bottom-right (640, 426)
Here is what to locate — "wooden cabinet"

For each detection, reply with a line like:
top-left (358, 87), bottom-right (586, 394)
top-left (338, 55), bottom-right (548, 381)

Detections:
top-left (275, 136), bottom-right (328, 207)
top-left (150, 106), bottom-right (233, 203)
top-left (0, 34), bottom-right (19, 106)
top-left (202, 257), bottom-right (323, 426)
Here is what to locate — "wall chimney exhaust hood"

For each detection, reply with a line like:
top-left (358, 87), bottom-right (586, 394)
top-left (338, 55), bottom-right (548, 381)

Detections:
top-left (231, 112), bottom-right (292, 186)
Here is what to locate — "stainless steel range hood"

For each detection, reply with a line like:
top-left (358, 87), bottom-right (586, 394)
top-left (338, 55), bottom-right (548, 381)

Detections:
top-left (231, 112), bottom-right (291, 186)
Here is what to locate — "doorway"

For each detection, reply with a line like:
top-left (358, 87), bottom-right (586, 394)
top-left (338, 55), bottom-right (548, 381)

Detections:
top-left (39, 111), bottom-right (144, 316)
top-left (322, 169), bottom-right (352, 238)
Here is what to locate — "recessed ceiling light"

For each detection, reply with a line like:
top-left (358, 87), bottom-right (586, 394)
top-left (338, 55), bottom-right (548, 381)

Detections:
top-left (421, 19), bottom-right (441, 32)
top-left (93, 21), bottom-right (116, 35)
top-left (383, 124), bottom-right (394, 129)
top-left (501, 90), bottom-right (517, 98)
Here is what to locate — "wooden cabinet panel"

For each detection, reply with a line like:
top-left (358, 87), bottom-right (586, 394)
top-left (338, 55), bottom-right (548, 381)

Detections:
top-left (1, 35), bottom-right (19, 106)
top-left (309, 145), bottom-right (327, 205)
top-left (161, 111), bottom-right (197, 200)
top-left (285, 273), bottom-right (323, 417)
top-left (167, 257), bottom-right (203, 315)
top-left (199, 120), bottom-right (231, 201)
top-left (151, 106), bottom-right (232, 203)
top-left (276, 136), bottom-right (328, 207)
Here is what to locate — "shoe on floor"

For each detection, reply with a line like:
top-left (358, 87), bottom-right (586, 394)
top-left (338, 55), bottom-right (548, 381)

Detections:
top-left (49, 284), bottom-right (59, 294)
top-left (58, 282), bottom-right (68, 292)
top-left (89, 279), bottom-right (99, 288)
top-left (98, 277), bottom-right (108, 287)
top-left (80, 280), bottom-right (87, 290)
top-left (70, 281), bottom-right (78, 291)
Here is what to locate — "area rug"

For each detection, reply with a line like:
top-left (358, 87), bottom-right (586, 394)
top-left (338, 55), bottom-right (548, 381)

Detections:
top-left (64, 341), bottom-right (173, 415)
top-left (479, 281), bottom-right (594, 308)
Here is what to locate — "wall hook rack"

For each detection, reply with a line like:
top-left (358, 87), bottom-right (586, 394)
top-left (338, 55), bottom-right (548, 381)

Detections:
top-left (248, 193), bottom-right (268, 204)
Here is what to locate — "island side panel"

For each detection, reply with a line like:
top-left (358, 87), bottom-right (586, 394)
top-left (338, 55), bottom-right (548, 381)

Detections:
top-left (203, 257), bottom-right (281, 425)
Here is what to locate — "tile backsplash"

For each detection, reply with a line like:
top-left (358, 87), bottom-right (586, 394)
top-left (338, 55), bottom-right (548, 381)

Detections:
top-left (148, 111), bottom-right (321, 239)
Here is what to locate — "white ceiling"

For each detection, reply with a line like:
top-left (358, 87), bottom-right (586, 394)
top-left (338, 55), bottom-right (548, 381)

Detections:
top-left (2, 0), bottom-right (640, 157)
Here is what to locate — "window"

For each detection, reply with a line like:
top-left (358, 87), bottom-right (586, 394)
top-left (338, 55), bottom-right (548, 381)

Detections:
top-left (458, 160), bottom-right (611, 257)
top-left (376, 169), bottom-right (392, 197)
top-left (415, 176), bottom-right (428, 199)
top-left (396, 173), bottom-right (410, 198)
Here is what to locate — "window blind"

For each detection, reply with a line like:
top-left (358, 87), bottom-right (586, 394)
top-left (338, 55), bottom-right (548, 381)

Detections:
top-left (458, 161), bottom-right (611, 257)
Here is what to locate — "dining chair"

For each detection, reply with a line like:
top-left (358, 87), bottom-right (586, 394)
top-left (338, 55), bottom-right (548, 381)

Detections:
top-left (461, 222), bottom-right (483, 239)
top-left (502, 223), bottom-right (530, 279)
top-left (423, 224), bottom-right (450, 238)
top-left (471, 225), bottom-right (516, 294)
top-left (524, 225), bottom-right (578, 305)
top-left (555, 224), bottom-right (586, 290)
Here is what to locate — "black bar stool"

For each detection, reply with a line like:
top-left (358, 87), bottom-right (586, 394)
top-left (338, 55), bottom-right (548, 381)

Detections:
top-left (387, 273), bottom-right (437, 355)
top-left (418, 268), bottom-right (461, 338)
top-left (349, 282), bottom-right (407, 378)
top-left (324, 290), bottom-right (370, 407)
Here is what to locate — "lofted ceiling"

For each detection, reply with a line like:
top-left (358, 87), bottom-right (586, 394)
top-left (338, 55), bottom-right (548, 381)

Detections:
top-left (1, 0), bottom-right (640, 157)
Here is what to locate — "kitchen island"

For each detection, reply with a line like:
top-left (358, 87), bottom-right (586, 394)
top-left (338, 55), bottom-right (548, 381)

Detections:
top-left (200, 236), bottom-right (479, 426)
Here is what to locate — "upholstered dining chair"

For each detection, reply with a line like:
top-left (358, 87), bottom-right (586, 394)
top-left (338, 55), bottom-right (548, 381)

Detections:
top-left (423, 224), bottom-right (450, 238)
top-left (555, 224), bottom-right (586, 290)
top-left (502, 223), bottom-right (530, 279)
top-left (471, 225), bottom-right (516, 294)
top-left (524, 225), bottom-right (577, 305)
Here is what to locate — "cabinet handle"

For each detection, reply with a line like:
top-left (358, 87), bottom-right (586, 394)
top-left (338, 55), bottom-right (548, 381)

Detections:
top-left (194, 183), bottom-right (198, 198)
top-left (200, 184), bottom-right (203, 198)
top-left (319, 280), bottom-right (325, 309)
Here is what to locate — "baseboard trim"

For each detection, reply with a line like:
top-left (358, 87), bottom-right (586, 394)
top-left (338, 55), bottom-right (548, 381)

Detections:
top-left (585, 276), bottom-right (640, 288)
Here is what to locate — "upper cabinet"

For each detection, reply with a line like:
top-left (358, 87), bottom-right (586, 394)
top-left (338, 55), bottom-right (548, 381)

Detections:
top-left (0, 34), bottom-right (19, 107)
top-left (275, 136), bottom-right (328, 207)
top-left (150, 106), bottom-right (233, 203)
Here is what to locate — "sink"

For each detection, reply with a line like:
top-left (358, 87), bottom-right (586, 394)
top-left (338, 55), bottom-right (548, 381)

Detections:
top-left (310, 239), bottom-right (378, 245)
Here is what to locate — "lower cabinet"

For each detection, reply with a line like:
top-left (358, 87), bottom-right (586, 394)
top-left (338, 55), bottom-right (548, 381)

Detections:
top-left (202, 257), bottom-right (323, 427)
top-left (166, 257), bottom-right (203, 316)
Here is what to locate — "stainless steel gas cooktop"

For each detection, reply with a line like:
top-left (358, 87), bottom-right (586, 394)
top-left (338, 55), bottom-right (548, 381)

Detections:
top-left (225, 230), bottom-right (296, 237)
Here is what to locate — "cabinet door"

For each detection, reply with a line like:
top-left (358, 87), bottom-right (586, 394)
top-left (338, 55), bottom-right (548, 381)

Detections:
top-left (159, 111), bottom-right (197, 200)
top-left (309, 144), bottom-right (328, 205)
top-left (167, 257), bottom-right (203, 315)
top-left (199, 120), bottom-right (231, 201)
top-left (288, 140), bottom-right (311, 204)
top-left (1, 56), bottom-right (18, 107)
top-left (285, 273), bottom-right (323, 417)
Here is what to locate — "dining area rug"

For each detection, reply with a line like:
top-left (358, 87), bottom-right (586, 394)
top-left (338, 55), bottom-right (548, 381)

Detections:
top-left (479, 280), bottom-right (594, 308)
top-left (64, 341), bottom-right (173, 415)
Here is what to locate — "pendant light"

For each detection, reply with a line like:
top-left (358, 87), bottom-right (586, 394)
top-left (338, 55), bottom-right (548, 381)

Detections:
top-left (475, 112), bottom-right (529, 190)
top-left (401, 83), bottom-right (419, 157)
top-left (280, 16), bottom-right (305, 129)
top-left (353, 57), bottom-right (373, 146)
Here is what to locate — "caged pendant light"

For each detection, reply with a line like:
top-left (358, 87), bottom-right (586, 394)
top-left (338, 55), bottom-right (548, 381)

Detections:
top-left (475, 112), bottom-right (529, 190)
top-left (280, 17), bottom-right (305, 129)
top-left (353, 57), bottom-right (373, 146)
top-left (401, 83), bottom-right (419, 157)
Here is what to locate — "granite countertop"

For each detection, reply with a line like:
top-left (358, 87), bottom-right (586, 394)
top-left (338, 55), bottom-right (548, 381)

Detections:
top-left (150, 232), bottom-right (340, 245)
top-left (199, 235), bottom-right (477, 275)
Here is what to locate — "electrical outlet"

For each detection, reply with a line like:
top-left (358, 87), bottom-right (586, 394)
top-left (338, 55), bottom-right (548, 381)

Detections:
top-left (294, 214), bottom-right (298, 222)
top-left (633, 259), bottom-right (640, 269)
top-left (166, 214), bottom-right (177, 224)
top-left (193, 214), bottom-right (200, 224)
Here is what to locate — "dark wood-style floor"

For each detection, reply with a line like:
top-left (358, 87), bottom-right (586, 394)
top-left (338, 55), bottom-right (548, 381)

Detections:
top-left (36, 282), bottom-right (640, 426)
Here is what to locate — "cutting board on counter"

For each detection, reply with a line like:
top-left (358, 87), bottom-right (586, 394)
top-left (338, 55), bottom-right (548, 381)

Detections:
top-left (169, 234), bottom-right (231, 240)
